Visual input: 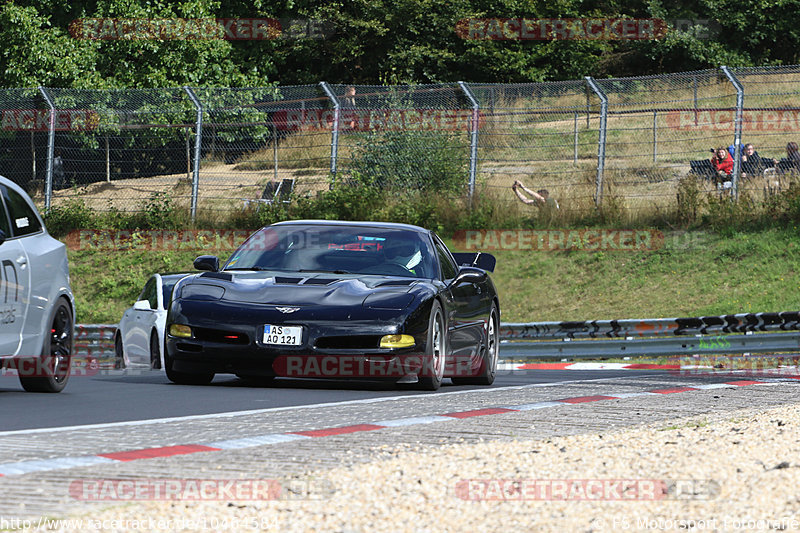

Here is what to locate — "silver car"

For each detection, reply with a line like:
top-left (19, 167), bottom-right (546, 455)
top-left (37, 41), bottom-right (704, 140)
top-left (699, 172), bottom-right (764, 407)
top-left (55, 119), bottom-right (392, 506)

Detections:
top-left (115, 273), bottom-right (190, 370)
top-left (0, 176), bottom-right (75, 392)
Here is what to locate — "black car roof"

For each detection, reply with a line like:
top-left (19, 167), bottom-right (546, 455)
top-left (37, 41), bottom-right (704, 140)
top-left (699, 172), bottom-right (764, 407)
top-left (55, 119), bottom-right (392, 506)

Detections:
top-left (269, 220), bottom-right (430, 234)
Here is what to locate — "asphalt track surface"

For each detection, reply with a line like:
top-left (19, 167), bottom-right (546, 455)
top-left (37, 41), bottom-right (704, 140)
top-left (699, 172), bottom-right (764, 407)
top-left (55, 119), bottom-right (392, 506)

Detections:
top-left (0, 343), bottom-right (797, 521)
top-left (0, 344), bottom-right (670, 432)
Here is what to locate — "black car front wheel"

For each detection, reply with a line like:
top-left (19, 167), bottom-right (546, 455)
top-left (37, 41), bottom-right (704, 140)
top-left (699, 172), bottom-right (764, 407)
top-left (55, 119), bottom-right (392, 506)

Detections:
top-left (417, 300), bottom-right (446, 391)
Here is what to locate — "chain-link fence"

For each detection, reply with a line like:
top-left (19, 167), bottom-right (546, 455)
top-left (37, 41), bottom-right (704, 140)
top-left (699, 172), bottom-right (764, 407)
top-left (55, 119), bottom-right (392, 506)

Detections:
top-left (6, 67), bottom-right (800, 221)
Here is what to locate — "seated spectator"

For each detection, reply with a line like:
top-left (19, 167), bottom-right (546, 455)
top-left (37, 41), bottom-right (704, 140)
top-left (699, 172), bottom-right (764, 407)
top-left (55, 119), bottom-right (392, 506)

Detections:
top-left (727, 143), bottom-right (745, 159)
top-left (740, 143), bottom-right (777, 177)
top-left (777, 142), bottom-right (800, 174)
top-left (710, 147), bottom-right (733, 189)
top-left (788, 142), bottom-right (800, 164)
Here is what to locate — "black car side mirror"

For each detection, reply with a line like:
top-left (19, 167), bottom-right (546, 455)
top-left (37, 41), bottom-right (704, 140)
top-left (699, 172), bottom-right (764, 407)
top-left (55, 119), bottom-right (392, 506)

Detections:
top-left (451, 266), bottom-right (487, 286)
top-left (193, 255), bottom-right (220, 272)
top-left (0, 229), bottom-right (6, 246)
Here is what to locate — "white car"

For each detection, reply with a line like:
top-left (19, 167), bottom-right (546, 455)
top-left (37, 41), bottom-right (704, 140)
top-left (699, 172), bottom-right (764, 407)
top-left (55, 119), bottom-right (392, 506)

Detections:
top-left (0, 176), bottom-right (75, 392)
top-left (115, 273), bottom-right (190, 370)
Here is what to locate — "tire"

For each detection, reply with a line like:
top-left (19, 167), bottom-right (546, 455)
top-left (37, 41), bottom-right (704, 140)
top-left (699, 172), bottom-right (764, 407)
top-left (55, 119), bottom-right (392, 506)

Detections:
top-left (114, 333), bottom-right (125, 370)
top-left (417, 300), bottom-right (446, 391)
top-left (164, 351), bottom-right (214, 385)
top-left (149, 331), bottom-right (161, 370)
top-left (19, 297), bottom-right (73, 393)
top-left (452, 303), bottom-right (499, 386)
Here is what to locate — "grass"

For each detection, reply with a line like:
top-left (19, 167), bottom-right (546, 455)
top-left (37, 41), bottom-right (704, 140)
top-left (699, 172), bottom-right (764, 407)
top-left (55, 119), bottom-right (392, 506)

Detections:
top-left (70, 226), bottom-right (800, 324)
top-left (465, 227), bottom-right (800, 323)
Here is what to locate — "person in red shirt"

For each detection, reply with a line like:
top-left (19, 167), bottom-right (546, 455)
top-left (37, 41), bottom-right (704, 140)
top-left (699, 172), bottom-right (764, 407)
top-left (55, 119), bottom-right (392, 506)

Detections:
top-left (710, 146), bottom-right (733, 190)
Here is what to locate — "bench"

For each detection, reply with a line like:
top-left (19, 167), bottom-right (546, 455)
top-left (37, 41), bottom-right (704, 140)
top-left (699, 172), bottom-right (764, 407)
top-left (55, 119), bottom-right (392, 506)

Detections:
top-left (689, 160), bottom-right (716, 180)
top-left (243, 178), bottom-right (295, 210)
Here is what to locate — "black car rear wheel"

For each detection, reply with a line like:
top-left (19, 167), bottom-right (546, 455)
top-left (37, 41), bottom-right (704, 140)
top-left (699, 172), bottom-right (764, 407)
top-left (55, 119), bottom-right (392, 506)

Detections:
top-left (417, 300), bottom-right (446, 391)
top-left (452, 303), bottom-right (498, 386)
top-left (19, 298), bottom-right (73, 393)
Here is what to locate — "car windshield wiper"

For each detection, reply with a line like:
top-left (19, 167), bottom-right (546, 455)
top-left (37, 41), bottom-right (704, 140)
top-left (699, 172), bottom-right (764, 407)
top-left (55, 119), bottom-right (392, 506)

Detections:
top-left (298, 269), bottom-right (352, 274)
top-left (224, 267), bottom-right (267, 271)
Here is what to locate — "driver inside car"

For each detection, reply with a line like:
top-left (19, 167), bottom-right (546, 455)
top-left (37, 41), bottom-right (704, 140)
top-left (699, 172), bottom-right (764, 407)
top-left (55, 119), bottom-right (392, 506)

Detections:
top-left (384, 242), bottom-right (423, 275)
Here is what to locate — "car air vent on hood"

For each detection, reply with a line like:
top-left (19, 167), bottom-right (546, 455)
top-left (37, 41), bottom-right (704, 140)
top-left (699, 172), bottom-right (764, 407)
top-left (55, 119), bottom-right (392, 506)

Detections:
top-left (302, 278), bottom-right (337, 285)
top-left (376, 279), bottom-right (416, 287)
top-left (275, 276), bottom-right (304, 284)
top-left (200, 272), bottom-right (232, 281)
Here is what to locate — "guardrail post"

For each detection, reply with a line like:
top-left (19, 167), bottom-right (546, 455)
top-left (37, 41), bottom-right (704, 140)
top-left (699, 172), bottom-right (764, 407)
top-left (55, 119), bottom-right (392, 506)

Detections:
top-left (183, 87), bottom-right (203, 221)
top-left (584, 77), bottom-right (607, 208)
top-left (721, 66), bottom-right (744, 200)
top-left (319, 81), bottom-right (340, 185)
top-left (459, 81), bottom-right (480, 200)
top-left (38, 86), bottom-right (55, 212)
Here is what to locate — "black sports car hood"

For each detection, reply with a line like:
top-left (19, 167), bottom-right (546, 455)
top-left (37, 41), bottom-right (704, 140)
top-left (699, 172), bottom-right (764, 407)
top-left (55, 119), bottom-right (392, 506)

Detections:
top-left (178, 271), bottom-right (427, 309)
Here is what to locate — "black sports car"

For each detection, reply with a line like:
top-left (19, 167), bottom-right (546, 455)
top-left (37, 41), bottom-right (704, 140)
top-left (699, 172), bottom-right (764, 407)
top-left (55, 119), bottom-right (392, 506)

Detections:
top-left (165, 220), bottom-right (499, 390)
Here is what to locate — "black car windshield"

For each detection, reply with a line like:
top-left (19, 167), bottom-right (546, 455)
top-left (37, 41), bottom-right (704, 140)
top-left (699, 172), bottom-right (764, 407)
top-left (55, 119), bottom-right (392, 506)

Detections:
top-left (223, 225), bottom-right (436, 279)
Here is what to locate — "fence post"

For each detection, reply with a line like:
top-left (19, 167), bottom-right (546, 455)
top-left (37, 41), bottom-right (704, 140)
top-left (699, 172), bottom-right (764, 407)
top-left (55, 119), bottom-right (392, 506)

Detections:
top-left (272, 123), bottom-right (279, 182)
top-left (319, 82), bottom-right (340, 185)
top-left (573, 111), bottom-right (578, 164)
top-left (584, 77), bottom-right (607, 208)
top-left (652, 111), bottom-right (658, 163)
top-left (458, 81), bottom-right (480, 200)
top-left (721, 66), bottom-right (744, 200)
top-left (183, 87), bottom-right (203, 221)
top-left (38, 86), bottom-right (55, 212)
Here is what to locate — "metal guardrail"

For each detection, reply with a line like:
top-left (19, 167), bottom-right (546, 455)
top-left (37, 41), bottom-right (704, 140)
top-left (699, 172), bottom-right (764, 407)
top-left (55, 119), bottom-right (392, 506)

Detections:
top-left (500, 311), bottom-right (800, 359)
top-left (500, 311), bottom-right (800, 339)
top-left (74, 324), bottom-right (117, 366)
top-left (74, 311), bottom-right (800, 366)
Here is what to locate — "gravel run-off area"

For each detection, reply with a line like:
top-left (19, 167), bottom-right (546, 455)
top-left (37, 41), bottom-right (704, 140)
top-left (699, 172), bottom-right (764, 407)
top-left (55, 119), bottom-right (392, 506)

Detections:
top-left (29, 401), bottom-right (800, 533)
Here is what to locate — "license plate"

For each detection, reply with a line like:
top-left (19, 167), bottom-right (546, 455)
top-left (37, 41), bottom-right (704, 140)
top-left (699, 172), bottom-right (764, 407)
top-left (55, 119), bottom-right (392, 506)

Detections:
top-left (263, 324), bottom-right (303, 346)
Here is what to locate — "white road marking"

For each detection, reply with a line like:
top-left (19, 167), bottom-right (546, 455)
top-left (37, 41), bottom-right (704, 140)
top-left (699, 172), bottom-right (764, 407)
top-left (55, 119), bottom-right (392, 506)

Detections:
top-left (207, 433), bottom-right (312, 450)
top-left (0, 456), bottom-right (115, 476)
top-left (373, 416), bottom-right (452, 427)
top-left (0, 373), bottom-right (668, 437)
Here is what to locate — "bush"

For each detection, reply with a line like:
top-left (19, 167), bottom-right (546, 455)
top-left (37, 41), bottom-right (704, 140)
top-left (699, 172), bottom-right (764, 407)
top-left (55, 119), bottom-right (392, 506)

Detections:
top-left (676, 175), bottom-right (704, 226)
top-left (293, 182), bottom-right (384, 221)
top-left (347, 130), bottom-right (467, 193)
top-left (43, 199), bottom-right (97, 237)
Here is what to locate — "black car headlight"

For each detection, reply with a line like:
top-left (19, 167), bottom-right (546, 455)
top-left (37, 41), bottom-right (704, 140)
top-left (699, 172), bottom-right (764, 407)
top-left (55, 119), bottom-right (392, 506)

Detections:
top-left (169, 324), bottom-right (193, 338)
top-left (379, 334), bottom-right (416, 348)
